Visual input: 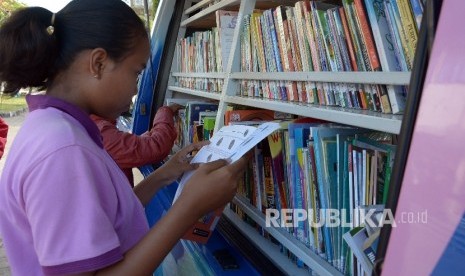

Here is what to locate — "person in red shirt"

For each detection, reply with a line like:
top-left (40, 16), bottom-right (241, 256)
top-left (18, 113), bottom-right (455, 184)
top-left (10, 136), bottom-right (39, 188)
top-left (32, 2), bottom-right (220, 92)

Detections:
top-left (90, 104), bottom-right (182, 186)
top-left (0, 117), bottom-right (8, 159)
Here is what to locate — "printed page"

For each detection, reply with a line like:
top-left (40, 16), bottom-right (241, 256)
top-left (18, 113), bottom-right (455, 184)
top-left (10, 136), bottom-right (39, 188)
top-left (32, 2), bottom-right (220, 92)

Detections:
top-left (173, 122), bottom-right (280, 202)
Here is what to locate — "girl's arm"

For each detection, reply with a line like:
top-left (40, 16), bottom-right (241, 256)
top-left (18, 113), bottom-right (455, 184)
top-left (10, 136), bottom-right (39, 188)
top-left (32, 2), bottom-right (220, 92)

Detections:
top-left (133, 141), bottom-right (208, 206)
top-left (96, 155), bottom-right (250, 275)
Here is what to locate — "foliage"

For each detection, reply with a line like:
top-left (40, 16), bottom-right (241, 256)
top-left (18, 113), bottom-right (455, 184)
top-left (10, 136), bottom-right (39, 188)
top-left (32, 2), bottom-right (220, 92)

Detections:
top-left (133, 0), bottom-right (160, 31)
top-left (0, 0), bottom-right (26, 24)
top-left (0, 94), bottom-right (27, 112)
top-left (152, 0), bottom-right (159, 18)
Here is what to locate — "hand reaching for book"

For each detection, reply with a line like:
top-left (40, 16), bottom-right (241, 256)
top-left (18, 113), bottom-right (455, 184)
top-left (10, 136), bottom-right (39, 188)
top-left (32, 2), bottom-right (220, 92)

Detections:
top-left (158, 140), bottom-right (210, 184)
top-left (176, 154), bottom-right (250, 218)
top-left (167, 103), bottom-right (184, 115)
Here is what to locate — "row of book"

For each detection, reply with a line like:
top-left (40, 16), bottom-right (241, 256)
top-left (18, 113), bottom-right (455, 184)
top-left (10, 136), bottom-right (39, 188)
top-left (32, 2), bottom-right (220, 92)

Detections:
top-left (343, 204), bottom-right (384, 275)
top-left (168, 100), bottom-right (395, 275)
top-left (174, 29), bottom-right (224, 92)
top-left (239, 0), bottom-right (423, 114)
top-left (166, 100), bottom-right (220, 152)
top-left (169, 100), bottom-right (292, 152)
top-left (227, 116), bottom-right (396, 275)
top-left (173, 0), bottom-right (423, 115)
top-left (173, 10), bottom-right (238, 92)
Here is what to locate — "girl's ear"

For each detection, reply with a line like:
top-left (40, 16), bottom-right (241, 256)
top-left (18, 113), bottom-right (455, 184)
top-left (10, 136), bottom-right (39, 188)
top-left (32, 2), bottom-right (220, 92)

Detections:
top-left (89, 48), bottom-right (108, 80)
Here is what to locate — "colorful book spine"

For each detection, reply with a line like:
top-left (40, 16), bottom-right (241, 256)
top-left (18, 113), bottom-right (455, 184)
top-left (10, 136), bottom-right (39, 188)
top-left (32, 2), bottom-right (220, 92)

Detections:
top-left (333, 8), bottom-right (353, 72)
top-left (338, 7), bottom-right (358, 71)
top-left (266, 9), bottom-right (289, 101)
top-left (260, 11), bottom-right (280, 100)
top-left (387, 0), bottom-right (413, 69)
top-left (294, 1), bottom-right (315, 103)
top-left (302, 0), bottom-right (321, 72)
top-left (276, 6), bottom-right (299, 102)
top-left (353, 0), bottom-right (381, 71)
top-left (396, 0), bottom-right (418, 63)
top-left (286, 7), bottom-right (307, 103)
top-left (342, 0), bottom-right (367, 71)
top-left (364, 0), bottom-right (406, 114)
top-left (267, 130), bottom-right (288, 209)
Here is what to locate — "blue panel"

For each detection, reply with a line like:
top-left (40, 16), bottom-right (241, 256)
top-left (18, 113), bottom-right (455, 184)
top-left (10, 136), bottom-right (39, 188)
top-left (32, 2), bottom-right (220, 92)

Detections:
top-left (145, 184), bottom-right (260, 276)
top-left (132, 0), bottom-right (177, 135)
top-left (432, 213), bottom-right (465, 275)
top-left (132, 41), bottom-right (163, 135)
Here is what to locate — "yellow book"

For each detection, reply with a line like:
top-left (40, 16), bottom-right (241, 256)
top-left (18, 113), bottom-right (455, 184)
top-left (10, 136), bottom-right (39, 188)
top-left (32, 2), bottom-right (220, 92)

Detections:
top-left (396, 0), bottom-right (418, 67)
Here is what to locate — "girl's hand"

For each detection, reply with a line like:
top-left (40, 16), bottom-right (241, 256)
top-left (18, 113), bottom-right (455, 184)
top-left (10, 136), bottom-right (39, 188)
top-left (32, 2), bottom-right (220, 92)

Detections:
top-left (157, 141), bottom-right (209, 184)
top-left (167, 103), bottom-right (184, 115)
top-left (175, 155), bottom-right (250, 218)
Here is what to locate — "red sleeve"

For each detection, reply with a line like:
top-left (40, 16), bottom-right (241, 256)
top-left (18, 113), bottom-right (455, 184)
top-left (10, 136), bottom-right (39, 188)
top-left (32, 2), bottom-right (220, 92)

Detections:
top-left (0, 117), bottom-right (8, 159)
top-left (91, 108), bottom-right (177, 169)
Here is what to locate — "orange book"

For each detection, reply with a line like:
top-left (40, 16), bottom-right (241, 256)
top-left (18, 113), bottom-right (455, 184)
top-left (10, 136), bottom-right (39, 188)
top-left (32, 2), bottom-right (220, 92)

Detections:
top-left (224, 109), bottom-right (275, 126)
top-left (338, 7), bottom-right (358, 71)
top-left (353, 0), bottom-right (381, 71)
top-left (182, 209), bottom-right (224, 244)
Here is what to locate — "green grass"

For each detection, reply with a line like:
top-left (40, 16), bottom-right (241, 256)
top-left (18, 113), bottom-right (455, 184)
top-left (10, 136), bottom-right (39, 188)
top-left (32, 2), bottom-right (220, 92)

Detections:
top-left (0, 94), bottom-right (27, 112)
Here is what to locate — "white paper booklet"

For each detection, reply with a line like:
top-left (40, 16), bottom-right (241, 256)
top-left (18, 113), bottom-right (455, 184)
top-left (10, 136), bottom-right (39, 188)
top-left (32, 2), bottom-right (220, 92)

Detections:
top-left (173, 121), bottom-right (280, 202)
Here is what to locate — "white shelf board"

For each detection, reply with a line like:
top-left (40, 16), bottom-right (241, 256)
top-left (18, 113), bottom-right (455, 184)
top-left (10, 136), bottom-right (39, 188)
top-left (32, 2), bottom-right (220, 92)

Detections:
top-left (225, 96), bottom-right (403, 134)
top-left (184, 0), bottom-right (214, 15)
top-left (223, 208), bottom-right (311, 276)
top-left (226, 195), bottom-right (344, 276)
top-left (181, 0), bottom-right (240, 27)
top-left (168, 86), bottom-right (222, 101)
top-left (230, 71), bottom-right (411, 85)
top-left (172, 72), bottom-right (226, 78)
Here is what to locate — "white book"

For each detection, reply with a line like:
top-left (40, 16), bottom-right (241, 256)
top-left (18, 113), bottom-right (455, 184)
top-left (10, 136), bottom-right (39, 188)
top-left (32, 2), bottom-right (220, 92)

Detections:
top-left (364, 0), bottom-right (407, 114)
top-left (216, 10), bottom-right (238, 72)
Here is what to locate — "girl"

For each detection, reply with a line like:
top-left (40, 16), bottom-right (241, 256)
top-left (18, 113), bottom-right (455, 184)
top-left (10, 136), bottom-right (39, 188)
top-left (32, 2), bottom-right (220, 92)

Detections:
top-left (0, 0), bottom-right (249, 275)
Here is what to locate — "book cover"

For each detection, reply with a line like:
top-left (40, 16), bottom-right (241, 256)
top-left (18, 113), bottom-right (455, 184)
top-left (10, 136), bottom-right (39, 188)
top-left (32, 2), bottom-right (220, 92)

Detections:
top-left (267, 128), bottom-right (288, 209)
top-left (201, 116), bottom-right (216, 141)
top-left (186, 102), bottom-right (219, 143)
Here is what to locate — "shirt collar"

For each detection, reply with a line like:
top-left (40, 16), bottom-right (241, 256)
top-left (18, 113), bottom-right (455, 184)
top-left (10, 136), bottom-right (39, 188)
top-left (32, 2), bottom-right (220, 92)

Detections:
top-left (26, 94), bottom-right (103, 148)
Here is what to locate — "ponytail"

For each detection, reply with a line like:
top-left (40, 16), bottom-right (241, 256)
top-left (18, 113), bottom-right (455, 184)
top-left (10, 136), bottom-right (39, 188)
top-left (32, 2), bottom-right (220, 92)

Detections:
top-left (0, 7), bottom-right (58, 93)
top-left (0, 0), bottom-right (147, 94)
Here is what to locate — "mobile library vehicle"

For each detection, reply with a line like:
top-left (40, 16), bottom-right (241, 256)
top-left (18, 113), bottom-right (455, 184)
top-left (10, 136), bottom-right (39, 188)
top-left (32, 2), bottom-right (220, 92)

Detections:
top-left (132, 0), bottom-right (465, 275)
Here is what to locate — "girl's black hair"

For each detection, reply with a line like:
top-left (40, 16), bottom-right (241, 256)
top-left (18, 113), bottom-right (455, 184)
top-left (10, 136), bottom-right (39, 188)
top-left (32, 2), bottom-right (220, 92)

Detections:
top-left (0, 0), bottom-right (147, 93)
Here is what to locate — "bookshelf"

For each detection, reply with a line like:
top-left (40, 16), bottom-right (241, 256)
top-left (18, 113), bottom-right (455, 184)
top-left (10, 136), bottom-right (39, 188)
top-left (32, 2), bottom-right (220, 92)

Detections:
top-left (163, 0), bottom-right (416, 274)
